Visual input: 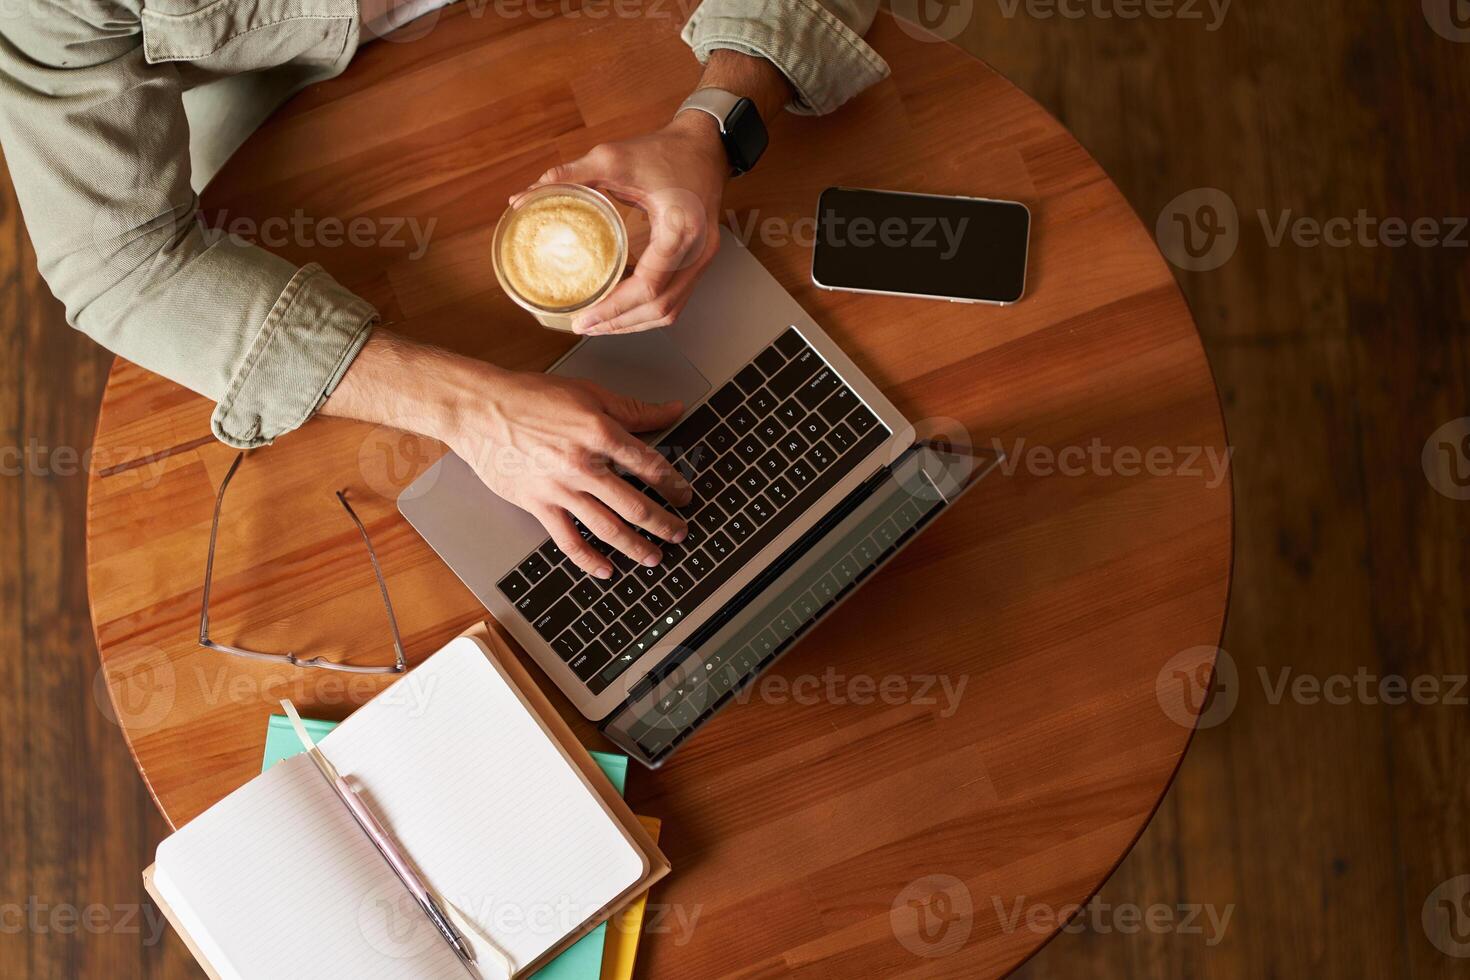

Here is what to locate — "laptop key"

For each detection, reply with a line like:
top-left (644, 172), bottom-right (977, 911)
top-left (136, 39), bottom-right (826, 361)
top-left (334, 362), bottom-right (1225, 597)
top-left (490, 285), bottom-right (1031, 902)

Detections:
top-left (733, 434), bottom-right (764, 464)
top-left (550, 630), bottom-right (582, 662)
top-left (757, 449), bottom-right (786, 478)
top-left (748, 387), bottom-right (778, 416)
top-left (571, 610), bottom-right (604, 643)
top-left (727, 405), bottom-right (758, 435)
top-left (643, 585), bottom-right (673, 614)
top-left (745, 496), bottom-right (773, 525)
top-left (663, 567), bottom-right (693, 598)
top-left (706, 422), bottom-right (736, 454)
top-left (622, 603), bottom-right (653, 633)
top-left (797, 368), bottom-right (840, 410)
top-left (533, 596), bottom-right (581, 642)
top-left (788, 460), bottom-right (815, 488)
top-left (848, 406), bottom-right (878, 435)
top-left (714, 453), bottom-right (744, 481)
top-left (767, 348), bottom-right (822, 399)
top-left (726, 514), bottom-right (753, 544)
top-left (570, 641), bottom-right (612, 681)
top-left (774, 327), bottom-right (808, 358)
top-left (826, 421), bottom-right (857, 452)
top-left (685, 441), bottom-right (718, 472)
top-left (518, 552), bottom-right (551, 584)
top-left (798, 413), bottom-right (829, 442)
top-left (706, 531), bottom-right (734, 560)
top-left (614, 576), bottom-right (645, 605)
top-left (709, 382), bottom-right (744, 416)
top-left (683, 549), bottom-right (713, 578)
top-left (754, 418), bottom-right (784, 446)
top-left (737, 467), bottom-right (768, 496)
top-left (515, 567), bottom-right (573, 620)
top-left (538, 540), bottom-right (566, 566)
top-left (716, 484), bottom-right (748, 513)
top-left (778, 430), bottom-right (809, 461)
top-left (806, 439), bottom-right (835, 471)
top-left (594, 594), bottom-right (624, 622)
top-left (692, 470), bottom-right (723, 500)
top-left (497, 570), bottom-right (530, 602)
top-left (734, 364), bottom-right (765, 393)
top-left (755, 344), bottom-right (787, 376)
top-left (602, 621), bottom-right (633, 655)
top-left (775, 398), bottom-right (804, 426)
top-left (694, 501), bottom-right (726, 534)
top-left (635, 562), bottom-right (666, 585)
top-left (765, 477), bottom-right (794, 506)
top-left (570, 578), bottom-right (601, 608)
top-left (817, 385), bottom-right (858, 424)
top-left (680, 522), bottom-right (706, 551)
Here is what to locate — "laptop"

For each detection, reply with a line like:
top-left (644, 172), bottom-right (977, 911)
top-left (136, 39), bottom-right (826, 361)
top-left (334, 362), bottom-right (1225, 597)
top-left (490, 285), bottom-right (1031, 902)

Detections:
top-left (399, 229), bottom-right (998, 767)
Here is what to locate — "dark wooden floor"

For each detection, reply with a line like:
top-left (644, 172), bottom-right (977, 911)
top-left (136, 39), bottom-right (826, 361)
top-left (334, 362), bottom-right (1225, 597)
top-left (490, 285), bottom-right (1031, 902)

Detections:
top-left (1, 1), bottom-right (1465, 976)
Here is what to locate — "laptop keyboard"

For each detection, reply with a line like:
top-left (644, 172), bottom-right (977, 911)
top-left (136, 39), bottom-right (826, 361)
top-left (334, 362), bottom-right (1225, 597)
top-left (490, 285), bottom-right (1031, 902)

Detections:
top-left (496, 328), bottom-right (891, 696)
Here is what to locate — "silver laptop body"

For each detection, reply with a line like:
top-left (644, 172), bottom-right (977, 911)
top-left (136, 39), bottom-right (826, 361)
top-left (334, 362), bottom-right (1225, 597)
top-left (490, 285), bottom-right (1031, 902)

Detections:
top-left (400, 229), bottom-right (996, 766)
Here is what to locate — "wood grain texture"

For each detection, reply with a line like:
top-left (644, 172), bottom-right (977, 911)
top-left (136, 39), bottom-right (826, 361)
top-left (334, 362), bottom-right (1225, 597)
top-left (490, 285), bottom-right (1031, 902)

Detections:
top-left (0, 151), bottom-right (199, 978)
top-left (82, 8), bottom-right (1228, 978)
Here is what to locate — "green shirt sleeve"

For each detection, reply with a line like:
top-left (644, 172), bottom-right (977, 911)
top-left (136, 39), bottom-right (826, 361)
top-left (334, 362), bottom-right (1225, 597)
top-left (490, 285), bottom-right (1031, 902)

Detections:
top-left (0, 0), bottom-right (375, 449)
top-left (681, 0), bottom-right (891, 116)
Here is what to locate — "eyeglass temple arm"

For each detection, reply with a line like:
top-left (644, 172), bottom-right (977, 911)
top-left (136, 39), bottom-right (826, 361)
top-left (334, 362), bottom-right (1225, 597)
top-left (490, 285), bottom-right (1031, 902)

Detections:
top-left (336, 489), bottom-right (409, 673)
top-left (199, 451), bottom-right (246, 647)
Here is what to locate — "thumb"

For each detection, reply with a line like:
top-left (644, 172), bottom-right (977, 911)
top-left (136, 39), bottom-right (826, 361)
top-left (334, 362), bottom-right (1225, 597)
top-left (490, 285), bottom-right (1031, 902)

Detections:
top-left (601, 392), bottom-right (685, 434)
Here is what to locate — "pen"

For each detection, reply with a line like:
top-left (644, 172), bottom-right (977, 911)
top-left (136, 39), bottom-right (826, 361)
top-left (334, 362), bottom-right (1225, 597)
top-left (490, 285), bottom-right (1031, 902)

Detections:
top-left (281, 701), bottom-right (484, 979)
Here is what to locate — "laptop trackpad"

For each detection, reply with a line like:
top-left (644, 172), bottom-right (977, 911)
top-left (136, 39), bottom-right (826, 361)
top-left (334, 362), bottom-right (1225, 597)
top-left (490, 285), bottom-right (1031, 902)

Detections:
top-left (551, 331), bottom-right (711, 417)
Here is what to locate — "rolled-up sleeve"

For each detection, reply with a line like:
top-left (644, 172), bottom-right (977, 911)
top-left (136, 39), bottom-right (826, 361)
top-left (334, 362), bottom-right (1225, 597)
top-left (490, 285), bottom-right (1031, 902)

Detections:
top-left (681, 0), bottom-right (890, 116)
top-left (0, 0), bottom-right (375, 449)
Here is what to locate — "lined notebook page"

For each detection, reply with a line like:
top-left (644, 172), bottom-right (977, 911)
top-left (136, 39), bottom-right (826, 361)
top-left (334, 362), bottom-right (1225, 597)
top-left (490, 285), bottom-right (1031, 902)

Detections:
top-left (154, 638), bottom-right (645, 979)
top-left (154, 754), bottom-right (465, 980)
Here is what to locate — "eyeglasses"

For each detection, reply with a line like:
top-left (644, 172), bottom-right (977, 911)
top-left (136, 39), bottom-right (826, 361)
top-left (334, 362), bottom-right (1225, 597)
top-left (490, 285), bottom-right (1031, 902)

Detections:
top-left (199, 452), bottom-right (407, 674)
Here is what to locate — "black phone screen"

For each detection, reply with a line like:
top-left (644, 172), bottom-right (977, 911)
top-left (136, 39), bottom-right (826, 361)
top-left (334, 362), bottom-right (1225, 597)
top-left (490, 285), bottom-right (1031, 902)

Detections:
top-left (811, 187), bottom-right (1031, 304)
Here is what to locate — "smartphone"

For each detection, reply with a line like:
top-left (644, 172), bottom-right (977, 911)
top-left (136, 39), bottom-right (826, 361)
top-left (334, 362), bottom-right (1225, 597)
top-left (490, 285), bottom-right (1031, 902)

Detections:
top-left (811, 187), bottom-right (1031, 305)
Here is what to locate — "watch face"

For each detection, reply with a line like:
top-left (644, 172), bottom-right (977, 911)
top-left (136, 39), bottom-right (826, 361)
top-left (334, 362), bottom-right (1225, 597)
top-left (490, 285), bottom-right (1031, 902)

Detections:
top-left (724, 98), bottom-right (769, 175)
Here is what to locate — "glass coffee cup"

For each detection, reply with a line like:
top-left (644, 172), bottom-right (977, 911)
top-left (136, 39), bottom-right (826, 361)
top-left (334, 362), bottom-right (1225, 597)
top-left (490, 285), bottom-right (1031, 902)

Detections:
top-left (492, 183), bottom-right (628, 332)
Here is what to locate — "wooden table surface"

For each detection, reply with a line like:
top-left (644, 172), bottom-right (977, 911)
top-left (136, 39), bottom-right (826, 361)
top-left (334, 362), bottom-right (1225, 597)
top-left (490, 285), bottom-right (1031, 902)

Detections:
top-left (85, 8), bottom-right (1232, 977)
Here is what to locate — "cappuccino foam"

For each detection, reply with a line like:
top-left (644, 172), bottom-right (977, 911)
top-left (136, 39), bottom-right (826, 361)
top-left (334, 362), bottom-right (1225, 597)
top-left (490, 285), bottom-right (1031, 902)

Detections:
top-left (499, 194), bottom-right (619, 309)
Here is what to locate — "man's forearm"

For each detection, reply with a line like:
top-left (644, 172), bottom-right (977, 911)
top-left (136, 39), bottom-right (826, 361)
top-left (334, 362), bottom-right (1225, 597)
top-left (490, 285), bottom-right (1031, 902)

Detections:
top-left (322, 330), bottom-right (482, 446)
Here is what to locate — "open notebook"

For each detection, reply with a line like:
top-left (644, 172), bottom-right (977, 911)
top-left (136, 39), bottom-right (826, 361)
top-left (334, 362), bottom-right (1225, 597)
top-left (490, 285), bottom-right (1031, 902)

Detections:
top-left (145, 629), bottom-right (668, 979)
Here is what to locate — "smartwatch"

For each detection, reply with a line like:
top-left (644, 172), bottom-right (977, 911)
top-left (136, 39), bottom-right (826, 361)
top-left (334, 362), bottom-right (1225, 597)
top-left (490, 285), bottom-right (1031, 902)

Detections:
top-left (676, 87), bottom-right (768, 176)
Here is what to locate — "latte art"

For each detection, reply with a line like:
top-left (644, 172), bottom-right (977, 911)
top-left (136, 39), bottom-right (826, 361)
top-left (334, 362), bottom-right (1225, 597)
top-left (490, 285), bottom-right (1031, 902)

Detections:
top-left (498, 194), bottom-right (619, 309)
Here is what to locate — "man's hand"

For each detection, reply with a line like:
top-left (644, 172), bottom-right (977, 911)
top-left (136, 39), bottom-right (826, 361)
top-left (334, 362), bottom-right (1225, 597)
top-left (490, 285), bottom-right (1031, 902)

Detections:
top-left (442, 367), bottom-right (691, 577)
top-left (324, 332), bottom-right (692, 578)
top-left (524, 113), bottom-right (729, 336)
top-left (518, 50), bottom-right (794, 336)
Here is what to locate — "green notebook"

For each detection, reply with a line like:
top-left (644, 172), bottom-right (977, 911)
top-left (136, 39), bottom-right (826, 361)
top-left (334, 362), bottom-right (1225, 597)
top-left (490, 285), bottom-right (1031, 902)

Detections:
top-left (262, 714), bottom-right (629, 980)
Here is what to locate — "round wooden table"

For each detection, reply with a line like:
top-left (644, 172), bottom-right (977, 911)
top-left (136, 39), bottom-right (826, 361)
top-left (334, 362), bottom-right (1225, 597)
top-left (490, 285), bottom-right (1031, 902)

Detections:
top-left (86, 9), bottom-right (1232, 977)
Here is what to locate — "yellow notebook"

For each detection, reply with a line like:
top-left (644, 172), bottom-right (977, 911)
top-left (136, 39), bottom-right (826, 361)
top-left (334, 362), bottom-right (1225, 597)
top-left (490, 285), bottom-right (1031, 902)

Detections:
top-left (601, 816), bottom-right (662, 980)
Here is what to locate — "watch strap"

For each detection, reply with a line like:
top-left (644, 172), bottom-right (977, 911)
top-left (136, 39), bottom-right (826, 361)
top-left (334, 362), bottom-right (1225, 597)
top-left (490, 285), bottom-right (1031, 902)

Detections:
top-left (676, 87), bottom-right (743, 133)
